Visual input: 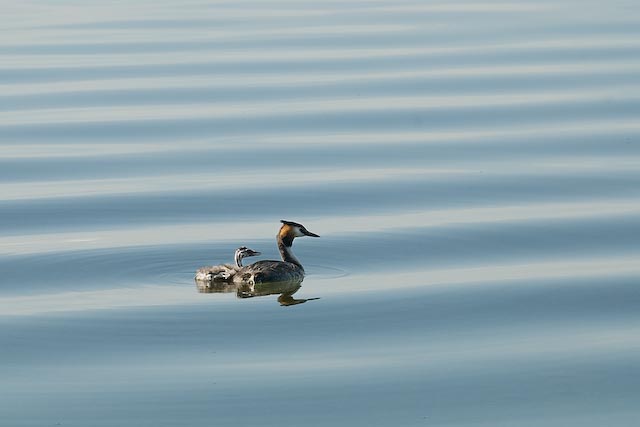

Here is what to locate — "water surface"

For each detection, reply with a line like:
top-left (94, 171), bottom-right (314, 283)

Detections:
top-left (1, 0), bottom-right (640, 425)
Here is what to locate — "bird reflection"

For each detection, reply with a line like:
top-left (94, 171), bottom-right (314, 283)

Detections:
top-left (195, 277), bottom-right (319, 306)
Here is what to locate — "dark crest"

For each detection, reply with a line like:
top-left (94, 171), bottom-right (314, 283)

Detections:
top-left (280, 220), bottom-right (320, 238)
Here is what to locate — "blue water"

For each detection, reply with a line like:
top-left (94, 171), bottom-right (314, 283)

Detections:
top-left (2, 0), bottom-right (640, 425)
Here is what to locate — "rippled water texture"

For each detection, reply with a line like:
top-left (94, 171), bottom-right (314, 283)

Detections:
top-left (2, 0), bottom-right (640, 425)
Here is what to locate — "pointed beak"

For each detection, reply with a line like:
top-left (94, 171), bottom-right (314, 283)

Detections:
top-left (303, 229), bottom-right (320, 237)
top-left (247, 250), bottom-right (262, 256)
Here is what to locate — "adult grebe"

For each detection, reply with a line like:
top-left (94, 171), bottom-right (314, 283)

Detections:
top-left (195, 246), bottom-right (261, 282)
top-left (234, 220), bottom-right (319, 284)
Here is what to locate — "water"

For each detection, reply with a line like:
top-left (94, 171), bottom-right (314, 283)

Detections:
top-left (1, 0), bottom-right (640, 425)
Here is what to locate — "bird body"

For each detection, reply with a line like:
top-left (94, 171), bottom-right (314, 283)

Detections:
top-left (195, 246), bottom-right (261, 282)
top-left (235, 259), bottom-right (305, 284)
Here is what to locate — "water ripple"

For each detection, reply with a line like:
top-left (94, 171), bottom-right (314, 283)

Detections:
top-left (2, 0), bottom-right (640, 424)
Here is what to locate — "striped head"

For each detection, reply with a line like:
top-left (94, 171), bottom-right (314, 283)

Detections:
top-left (278, 220), bottom-right (320, 247)
top-left (234, 246), bottom-right (261, 267)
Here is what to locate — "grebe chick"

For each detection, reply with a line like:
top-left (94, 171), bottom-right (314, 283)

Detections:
top-left (195, 246), bottom-right (261, 282)
top-left (234, 220), bottom-right (319, 285)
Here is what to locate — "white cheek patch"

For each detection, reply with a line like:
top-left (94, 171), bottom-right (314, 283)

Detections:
top-left (294, 227), bottom-right (305, 237)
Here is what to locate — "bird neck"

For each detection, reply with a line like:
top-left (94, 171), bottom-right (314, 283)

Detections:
top-left (277, 236), bottom-right (303, 269)
top-left (234, 251), bottom-right (243, 268)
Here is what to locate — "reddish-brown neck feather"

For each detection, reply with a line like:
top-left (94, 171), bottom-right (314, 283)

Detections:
top-left (278, 224), bottom-right (295, 247)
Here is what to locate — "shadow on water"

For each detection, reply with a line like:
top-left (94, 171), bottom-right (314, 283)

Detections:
top-left (195, 277), bottom-right (320, 307)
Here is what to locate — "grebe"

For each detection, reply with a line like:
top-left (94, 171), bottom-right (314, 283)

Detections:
top-left (195, 246), bottom-right (261, 282)
top-left (234, 220), bottom-right (319, 285)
